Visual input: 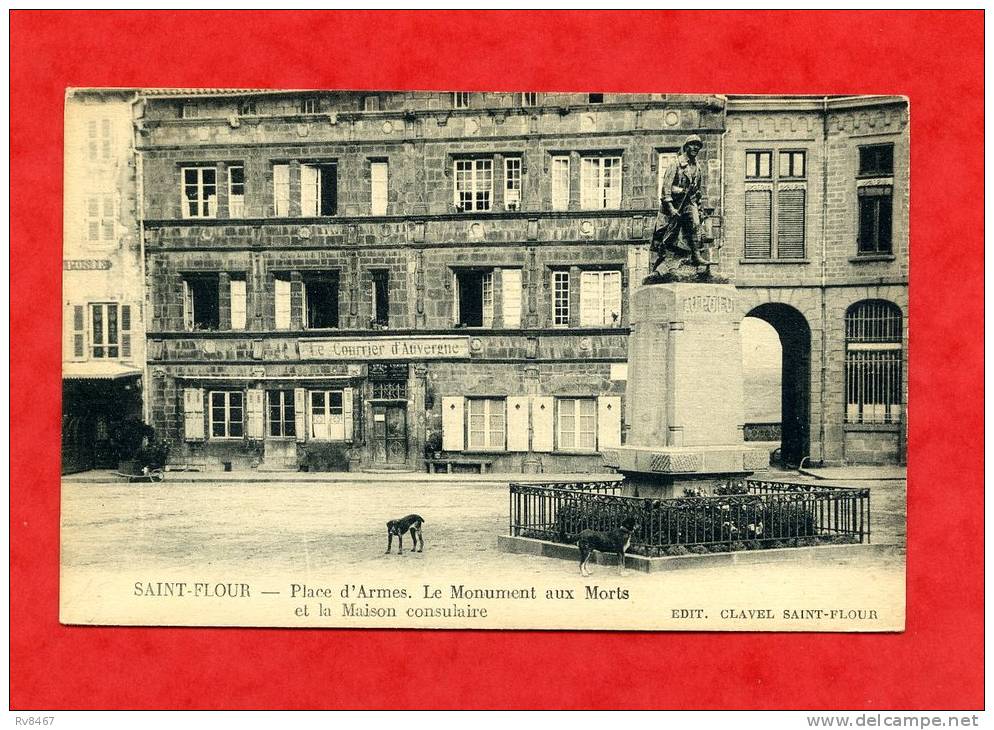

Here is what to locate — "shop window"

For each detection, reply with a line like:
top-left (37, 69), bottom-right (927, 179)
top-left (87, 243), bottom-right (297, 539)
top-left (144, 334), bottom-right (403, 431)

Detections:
top-left (267, 390), bottom-right (295, 438)
top-left (557, 398), bottom-right (597, 451)
top-left (552, 270), bottom-right (570, 326)
top-left (504, 157), bottom-right (522, 211)
top-left (579, 270), bottom-right (622, 327)
top-left (228, 166), bottom-right (245, 218)
top-left (454, 269), bottom-right (494, 327)
top-left (181, 166), bottom-right (217, 219)
top-left (845, 300), bottom-right (903, 425)
top-left (301, 162), bottom-right (338, 216)
top-left (184, 274), bottom-right (220, 331)
top-left (210, 391), bottom-right (244, 439)
top-left (580, 156), bottom-right (622, 210)
top-left (454, 158), bottom-right (493, 212)
top-left (310, 390), bottom-right (346, 440)
top-left (744, 149), bottom-right (806, 260)
top-left (551, 155), bottom-right (570, 211)
top-left (303, 273), bottom-right (340, 329)
top-left (90, 302), bottom-right (131, 359)
top-left (370, 160), bottom-right (388, 215)
top-left (371, 270), bottom-right (390, 327)
top-left (467, 398), bottom-right (505, 451)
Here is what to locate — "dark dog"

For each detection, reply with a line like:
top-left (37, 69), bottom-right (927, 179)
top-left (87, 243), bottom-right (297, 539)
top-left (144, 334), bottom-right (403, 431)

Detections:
top-left (577, 517), bottom-right (639, 576)
top-left (385, 514), bottom-right (424, 555)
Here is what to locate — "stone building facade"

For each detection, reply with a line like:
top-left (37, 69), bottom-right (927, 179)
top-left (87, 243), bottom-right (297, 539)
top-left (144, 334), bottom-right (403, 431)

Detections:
top-left (135, 90), bottom-right (907, 471)
top-left (62, 89), bottom-right (145, 473)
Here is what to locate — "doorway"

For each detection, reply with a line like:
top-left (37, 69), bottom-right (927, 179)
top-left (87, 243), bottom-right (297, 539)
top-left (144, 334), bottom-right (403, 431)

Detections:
top-left (371, 404), bottom-right (408, 465)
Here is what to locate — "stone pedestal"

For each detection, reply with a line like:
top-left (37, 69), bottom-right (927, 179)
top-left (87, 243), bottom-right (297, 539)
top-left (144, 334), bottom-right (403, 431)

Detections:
top-left (601, 283), bottom-right (768, 498)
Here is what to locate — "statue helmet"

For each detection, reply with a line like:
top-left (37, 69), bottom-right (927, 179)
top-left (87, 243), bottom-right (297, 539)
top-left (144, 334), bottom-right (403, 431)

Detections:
top-left (682, 134), bottom-right (704, 150)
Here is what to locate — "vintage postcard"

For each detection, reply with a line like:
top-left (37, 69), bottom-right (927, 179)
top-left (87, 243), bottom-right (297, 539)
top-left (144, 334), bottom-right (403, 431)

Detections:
top-left (60, 88), bottom-right (907, 631)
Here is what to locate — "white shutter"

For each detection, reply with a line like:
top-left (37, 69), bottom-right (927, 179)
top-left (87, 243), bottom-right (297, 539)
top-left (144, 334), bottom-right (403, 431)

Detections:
top-left (300, 164), bottom-right (318, 216)
top-left (230, 279), bottom-right (247, 330)
top-left (247, 388), bottom-right (264, 440)
top-left (371, 161), bottom-right (388, 215)
top-left (597, 396), bottom-right (622, 450)
top-left (531, 396), bottom-right (554, 452)
top-left (551, 156), bottom-right (570, 211)
top-left (501, 268), bottom-right (522, 328)
top-left (183, 388), bottom-right (205, 441)
top-left (183, 280), bottom-right (194, 330)
top-left (580, 158), bottom-right (596, 210)
top-left (441, 396), bottom-right (464, 452)
top-left (506, 396), bottom-right (529, 452)
top-left (342, 387), bottom-right (354, 441)
top-left (273, 164), bottom-right (290, 217)
top-left (579, 271), bottom-right (599, 326)
top-left (294, 388), bottom-right (307, 442)
top-left (274, 278), bottom-right (291, 330)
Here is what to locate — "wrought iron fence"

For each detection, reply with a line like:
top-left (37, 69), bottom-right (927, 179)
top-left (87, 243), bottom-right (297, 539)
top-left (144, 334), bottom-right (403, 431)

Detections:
top-left (508, 479), bottom-right (870, 556)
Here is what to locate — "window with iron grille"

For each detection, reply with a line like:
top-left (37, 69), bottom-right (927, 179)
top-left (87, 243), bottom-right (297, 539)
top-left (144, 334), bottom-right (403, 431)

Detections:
top-left (845, 300), bottom-right (903, 425)
top-left (210, 391), bottom-right (244, 439)
top-left (453, 159), bottom-right (493, 212)
top-left (371, 381), bottom-right (407, 400)
top-left (467, 398), bottom-right (505, 450)
top-left (267, 390), bottom-right (296, 438)
top-left (743, 149), bottom-right (806, 259)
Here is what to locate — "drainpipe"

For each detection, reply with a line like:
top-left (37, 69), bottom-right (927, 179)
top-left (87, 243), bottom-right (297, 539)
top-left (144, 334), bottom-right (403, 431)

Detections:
top-left (818, 96), bottom-right (829, 464)
top-left (129, 91), bottom-right (149, 424)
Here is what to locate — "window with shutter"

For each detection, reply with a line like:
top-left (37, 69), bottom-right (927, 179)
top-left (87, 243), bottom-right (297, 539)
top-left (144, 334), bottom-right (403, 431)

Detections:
top-left (120, 304), bottom-right (132, 358)
top-left (501, 269), bottom-right (522, 328)
top-left (370, 161), bottom-right (388, 215)
top-left (230, 278), bottom-right (247, 330)
top-left (273, 164), bottom-right (290, 217)
top-left (744, 189), bottom-right (773, 258)
top-left (551, 156), bottom-right (570, 211)
top-left (776, 187), bottom-right (806, 259)
top-left (274, 277), bottom-right (292, 329)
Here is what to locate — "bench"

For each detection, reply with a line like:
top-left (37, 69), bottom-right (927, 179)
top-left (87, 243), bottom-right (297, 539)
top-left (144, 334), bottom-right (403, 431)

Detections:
top-left (425, 458), bottom-right (494, 474)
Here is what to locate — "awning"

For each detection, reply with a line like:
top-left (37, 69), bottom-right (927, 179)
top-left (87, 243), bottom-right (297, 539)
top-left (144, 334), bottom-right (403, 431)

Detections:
top-left (63, 361), bottom-right (142, 381)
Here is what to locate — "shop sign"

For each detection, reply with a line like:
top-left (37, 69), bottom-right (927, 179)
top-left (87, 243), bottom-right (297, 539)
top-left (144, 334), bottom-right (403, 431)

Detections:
top-left (64, 259), bottom-right (112, 271)
top-left (299, 336), bottom-right (470, 361)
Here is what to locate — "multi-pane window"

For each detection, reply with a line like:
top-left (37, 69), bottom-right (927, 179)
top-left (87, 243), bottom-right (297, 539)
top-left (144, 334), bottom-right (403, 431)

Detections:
top-left (453, 92), bottom-right (470, 109)
top-left (303, 272), bottom-right (340, 329)
top-left (85, 194), bottom-right (116, 243)
top-left (228, 166), bottom-right (245, 217)
top-left (310, 390), bottom-right (345, 440)
top-left (521, 92), bottom-right (538, 107)
top-left (229, 276), bottom-right (247, 330)
top-left (363, 96), bottom-right (379, 112)
top-left (743, 149), bottom-right (806, 259)
top-left (181, 166), bottom-right (217, 219)
top-left (454, 159), bottom-right (493, 212)
top-left (89, 303), bottom-right (131, 359)
top-left (371, 381), bottom-right (407, 400)
top-left (552, 270), bottom-right (570, 326)
top-left (580, 156), bottom-right (622, 210)
top-left (300, 97), bottom-right (319, 114)
top-left (858, 144), bottom-right (894, 177)
top-left (184, 275), bottom-right (220, 331)
top-left (504, 157), bottom-right (522, 211)
top-left (467, 398), bottom-right (505, 450)
top-left (301, 162), bottom-right (338, 216)
top-left (273, 164), bottom-right (290, 217)
top-left (86, 118), bottom-right (113, 162)
top-left (579, 270), bottom-right (622, 327)
top-left (845, 300), bottom-right (903, 425)
top-left (210, 391), bottom-right (244, 439)
top-left (267, 390), bottom-right (296, 438)
top-left (370, 160), bottom-right (389, 215)
top-left (454, 270), bottom-right (494, 327)
top-left (557, 398), bottom-right (597, 451)
top-left (551, 156), bottom-right (571, 211)
top-left (655, 149), bottom-right (679, 203)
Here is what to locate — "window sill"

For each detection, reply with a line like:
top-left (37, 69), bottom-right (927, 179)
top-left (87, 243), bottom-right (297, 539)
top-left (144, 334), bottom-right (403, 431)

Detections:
top-left (554, 449), bottom-right (600, 456)
top-left (850, 254), bottom-right (896, 263)
top-left (739, 258), bottom-right (811, 265)
top-left (843, 422), bottom-right (901, 432)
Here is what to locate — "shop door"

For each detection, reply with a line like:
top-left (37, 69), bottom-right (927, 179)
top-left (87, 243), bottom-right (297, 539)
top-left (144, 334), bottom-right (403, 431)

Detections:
top-left (372, 404), bottom-right (407, 465)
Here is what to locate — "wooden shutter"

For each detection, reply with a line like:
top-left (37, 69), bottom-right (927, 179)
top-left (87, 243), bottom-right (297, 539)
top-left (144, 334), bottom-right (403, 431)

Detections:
top-left (273, 164), bottom-right (290, 217)
top-left (183, 280), bottom-right (194, 330)
top-left (246, 388), bottom-right (264, 440)
top-left (531, 396), bottom-right (554, 452)
top-left (371, 161), bottom-right (388, 215)
top-left (597, 396), bottom-right (622, 450)
top-left (501, 268), bottom-right (522, 328)
top-left (294, 388), bottom-right (307, 442)
top-left (230, 279), bottom-right (247, 330)
top-left (579, 271), bottom-right (599, 326)
top-left (551, 156), bottom-right (570, 211)
top-left (744, 189), bottom-right (772, 258)
top-left (65, 304), bottom-right (86, 362)
top-left (120, 304), bottom-right (132, 359)
top-left (506, 396), bottom-right (530, 452)
top-left (342, 387), bottom-right (354, 441)
top-left (777, 187), bottom-right (806, 259)
top-left (441, 396), bottom-right (464, 452)
top-left (300, 164), bottom-right (318, 216)
top-left (183, 387), bottom-right (205, 441)
top-left (274, 278), bottom-right (291, 330)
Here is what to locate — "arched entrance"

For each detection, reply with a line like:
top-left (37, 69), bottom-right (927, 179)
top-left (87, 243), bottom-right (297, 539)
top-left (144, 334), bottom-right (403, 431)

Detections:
top-left (743, 304), bottom-right (811, 467)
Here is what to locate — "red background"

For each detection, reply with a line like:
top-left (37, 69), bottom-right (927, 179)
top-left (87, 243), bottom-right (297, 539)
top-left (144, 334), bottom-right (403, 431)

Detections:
top-left (10, 10), bottom-right (984, 710)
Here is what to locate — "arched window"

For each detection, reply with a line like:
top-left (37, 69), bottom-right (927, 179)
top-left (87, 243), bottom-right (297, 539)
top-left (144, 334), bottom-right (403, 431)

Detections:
top-left (845, 300), bottom-right (903, 424)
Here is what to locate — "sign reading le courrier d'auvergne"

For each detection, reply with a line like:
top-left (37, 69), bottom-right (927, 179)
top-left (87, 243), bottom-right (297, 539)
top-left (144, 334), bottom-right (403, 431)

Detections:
top-left (298, 336), bottom-right (471, 361)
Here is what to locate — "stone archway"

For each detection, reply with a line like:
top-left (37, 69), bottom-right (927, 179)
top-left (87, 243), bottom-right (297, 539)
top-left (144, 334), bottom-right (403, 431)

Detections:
top-left (744, 303), bottom-right (811, 467)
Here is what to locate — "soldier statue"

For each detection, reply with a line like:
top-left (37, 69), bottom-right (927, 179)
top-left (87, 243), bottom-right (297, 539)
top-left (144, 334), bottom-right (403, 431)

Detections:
top-left (647, 134), bottom-right (712, 282)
